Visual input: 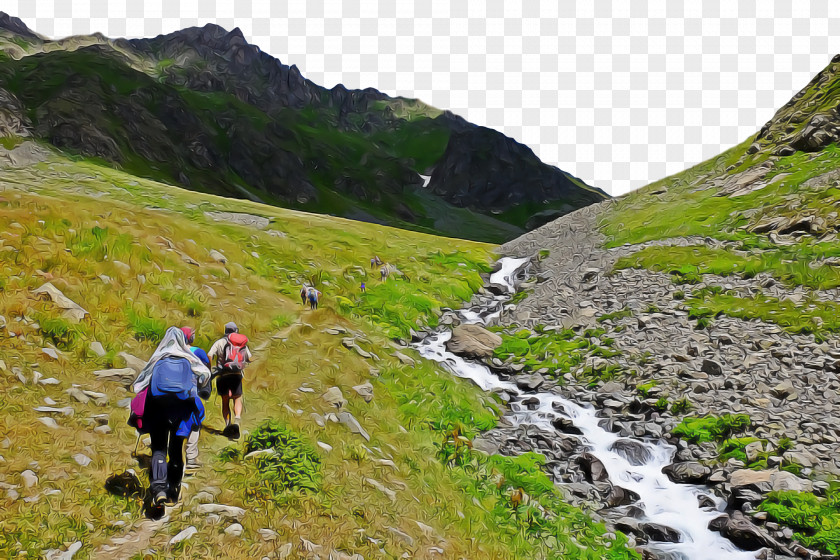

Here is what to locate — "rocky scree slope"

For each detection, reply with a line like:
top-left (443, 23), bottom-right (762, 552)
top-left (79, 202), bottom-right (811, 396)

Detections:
top-left (473, 55), bottom-right (840, 559)
top-left (0, 12), bottom-right (605, 243)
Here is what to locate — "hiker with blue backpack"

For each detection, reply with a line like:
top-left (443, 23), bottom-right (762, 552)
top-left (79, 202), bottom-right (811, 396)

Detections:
top-left (130, 326), bottom-right (210, 509)
top-left (208, 322), bottom-right (251, 439)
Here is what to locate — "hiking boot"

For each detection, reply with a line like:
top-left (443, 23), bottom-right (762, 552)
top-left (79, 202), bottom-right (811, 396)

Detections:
top-left (226, 423), bottom-right (240, 440)
top-left (152, 490), bottom-right (167, 507)
top-left (165, 487), bottom-right (180, 506)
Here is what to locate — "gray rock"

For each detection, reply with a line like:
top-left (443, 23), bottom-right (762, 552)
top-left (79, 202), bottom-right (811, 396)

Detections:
top-left (32, 282), bottom-right (88, 323)
top-left (118, 352), bottom-right (146, 373)
top-left (662, 461), bottom-right (711, 484)
top-left (771, 380), bottom-right (797, 400)
top-left (169, 526), bottom-right (197, 546)
top-left (93, 368), bottom-right (136, 382)
top-left (610, 439), bottom-right (653, 466)
top-left (224, 523), bottom-right (243, 536)
top-left (43, 541), bottom-right (82, 560)
top-left (20, 469), bottom-right (38, 488)
top-left (701, 359), bottom-right (723, 376)
top-left (321, 387), bottom-right (347, 409)
top-left (352, 382), bottom-right (374, 403)
top-left (515, 373), bottom-right (546, 391)
top-left (197, 503), bottom-right (246, 520)
top-left (337, 411), bottom-right (370, 441)
top-left (89, 342), bottom-right (106, 357)
top-left (445, 324), bottom-right (503, 359)
top-left (72, 453), bottom-right (92, 467)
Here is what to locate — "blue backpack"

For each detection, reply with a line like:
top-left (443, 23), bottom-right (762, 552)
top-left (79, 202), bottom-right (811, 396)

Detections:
top-left (150, 357), bottom-right (197, 401)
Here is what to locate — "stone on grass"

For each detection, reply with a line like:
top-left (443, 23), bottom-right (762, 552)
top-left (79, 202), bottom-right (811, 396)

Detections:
top-left (197, 503), bottom-right (246, 520)
top-left (38, 417), bottom-right (59, 429)
top-left (337, 411), bottom-right (370, 441)
top-left (73, 453), bottom-right (92, 467)
top-left (352, 382), bottom-right (374, 403)
top-left (20, 469), bottom-right (38, 488)
top-left (224, 523), bottom-right (243, 537)
top-left (321, 387), bottom-right (347, 409)
top-left (169, 526), bottom-right (197, 546)
top-left (89, 341), bottom-right (106, 357)
top-left (43, 541), bottom-right (82, 560)
top-left (33, 282), bottom-right (88, 323)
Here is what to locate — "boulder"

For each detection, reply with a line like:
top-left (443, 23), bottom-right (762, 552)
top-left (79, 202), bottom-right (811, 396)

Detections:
top-left (709, 511), bottom-right (790, 553)
top-left (640, 522), bottom-right (681, 543)
top-left (610, 439), bottom-right (653, 466)
top-left (700, 359), bottom-right (723, 376)
top-left (576, 452), bottom-right (609, 482)
top-left (32, 283), bottom-right (88, 323)
top-left (662, 461), bottom-right (711, 484)
top-left (771, 380), bottom-right (797, 400)
top-left (607, 485), bottom-right (640, 507)
top-left (515, 373), bottom-right (546, 391)
top-left (445, 324), bottom-right (502, 359)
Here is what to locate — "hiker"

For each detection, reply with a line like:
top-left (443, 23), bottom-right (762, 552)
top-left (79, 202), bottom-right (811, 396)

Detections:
top-left (209, 322), bottom-right (251, 439)
top-left (307, 287), bottom-right (321, 310)
top-left (182, 327), bottom-right (211, 474)
top-left (360, 281), bottom-right (366, 293)
top-left (370, 255), bottom-right (382, 269)
top-left (299, 285), bottom-right (309, 306)
top-left (131, 327), bottom-right (210, 508)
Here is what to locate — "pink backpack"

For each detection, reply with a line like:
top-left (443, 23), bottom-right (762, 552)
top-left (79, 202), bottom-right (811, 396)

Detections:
top-left (127, 387), bottom-right (149, 433)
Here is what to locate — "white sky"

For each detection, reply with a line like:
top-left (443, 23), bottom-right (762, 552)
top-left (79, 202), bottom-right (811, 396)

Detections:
top-left (6, 0), bottom-right (840, 195)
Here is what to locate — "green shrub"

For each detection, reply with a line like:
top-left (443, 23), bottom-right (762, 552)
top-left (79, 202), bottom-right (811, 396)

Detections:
top-left (36, 314), bottom-right (83, 350)
top-left (125, 306), bottom-right (166, 343)
top-left (761, 490), bottom-right (840, 555)
top-left (670, 397), bottom-right (692, 415)
top-left (673, 414), bottom-right (751, 443)
top-left (246, 420), bottom-right (321, 493)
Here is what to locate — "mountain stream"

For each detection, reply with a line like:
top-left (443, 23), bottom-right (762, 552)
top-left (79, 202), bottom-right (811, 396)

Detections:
top-left (414, 257), bottom-right (757, 560)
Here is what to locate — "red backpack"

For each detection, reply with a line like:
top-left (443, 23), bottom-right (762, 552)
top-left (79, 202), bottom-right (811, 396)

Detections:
top-left (219, 333), bottom-right (248, 373)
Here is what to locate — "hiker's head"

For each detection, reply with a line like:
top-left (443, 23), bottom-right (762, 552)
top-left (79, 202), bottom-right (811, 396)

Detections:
top-left (180, 327), bottom-right (195, 345)
top-left (224, 322), bottom-right (238, 334)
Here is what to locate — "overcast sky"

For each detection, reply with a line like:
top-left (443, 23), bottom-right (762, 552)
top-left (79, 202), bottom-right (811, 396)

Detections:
top-left (8, 0), bottom-right (840, 195)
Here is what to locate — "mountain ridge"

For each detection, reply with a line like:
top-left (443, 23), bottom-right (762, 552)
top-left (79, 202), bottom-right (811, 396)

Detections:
top-left (0, 14), bottom-right (606, 243)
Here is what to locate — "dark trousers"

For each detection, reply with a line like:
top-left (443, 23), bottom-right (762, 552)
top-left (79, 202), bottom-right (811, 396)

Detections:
top-left (149, 424), bottom-right (186, 496)
top-left (146, 395), bottom-right (192, 496)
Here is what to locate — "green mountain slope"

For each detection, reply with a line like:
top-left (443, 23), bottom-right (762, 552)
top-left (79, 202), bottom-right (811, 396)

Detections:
top-left (0, 14), bottom-right (606, 243)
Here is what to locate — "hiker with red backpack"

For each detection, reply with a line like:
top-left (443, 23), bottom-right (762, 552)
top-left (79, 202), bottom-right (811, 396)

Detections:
top-left (130, 326), bottom-right (210, 511)
top-left (208, 322), bottom-right (251, 439)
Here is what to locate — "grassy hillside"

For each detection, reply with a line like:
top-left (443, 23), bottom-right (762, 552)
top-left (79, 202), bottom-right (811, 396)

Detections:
top-left (0, 146), bottom-right (635, 559)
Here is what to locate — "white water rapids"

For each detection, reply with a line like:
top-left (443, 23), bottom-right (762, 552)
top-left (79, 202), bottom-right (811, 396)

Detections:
top-left (415, 258), bottom-right (758, 560)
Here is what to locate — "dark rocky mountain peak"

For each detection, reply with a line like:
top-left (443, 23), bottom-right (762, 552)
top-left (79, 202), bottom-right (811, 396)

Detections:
top-left (0, 12), bottom-right (40, 39)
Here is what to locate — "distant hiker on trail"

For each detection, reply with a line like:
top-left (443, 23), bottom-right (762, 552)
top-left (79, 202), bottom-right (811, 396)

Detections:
top-left (209, 322), bottom-right (251, 439)
top-left (182, 327), bottom-right (211, 474)
top-left (306, 286), bottom-right (321, 310)
top-left (380, 263), bottom-right (411, 283)
top-left (131, 327), bottom-right (210, 510)
top-left (370, 255), bottom-right (382, 269)
top-left (360, 281), bottom-right (366, 293)
top-left (300, 285), bottom-right (309, 306)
